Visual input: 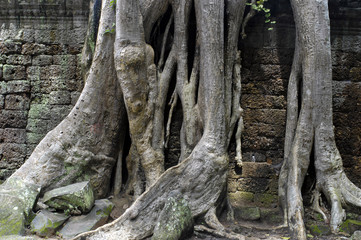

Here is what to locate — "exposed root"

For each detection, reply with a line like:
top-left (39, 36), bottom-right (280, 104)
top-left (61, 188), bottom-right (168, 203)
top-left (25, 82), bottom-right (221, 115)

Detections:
top-left (165, 89), bottom-right (178, 148)
top-left (241, 0), bottom-right (256, 39)
top-left (205, 207), bottom-right (225, 231)
top-left (310, 189), bottom-right (329, 223)
top-left (194, 225), bottom-right (245, 240)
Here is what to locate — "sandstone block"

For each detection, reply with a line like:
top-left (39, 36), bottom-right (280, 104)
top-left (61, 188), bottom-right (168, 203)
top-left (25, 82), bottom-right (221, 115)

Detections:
top-left (2, 128), bottom-right (26, 144)
top-left (4, 80), bottom-right (31, 94)
top-left (0, 42), bottom-right (22, 54)
top-left (3, 65), bottom-right (26, 80)
top-left (53, 55), bottom-right (77, 65)
top-left (0, 110), bottom-right (28, 128)
top-left (234, 206), bottom-right (261, 221)
top-left (26, 132), bottom-right (45, 145)
top-left (26, 119), bottom-right (51, 134)
top-left (32, 55), bottom-right (53, 66)
top-left (49, 91), bottom-right (71, 105)
top-left (237, 178), bottom-right (270, 193)
top-left (0, 143), bottom-right (27, 160)
top-left (26, 66), bottom-right (41, 80)
top-left (241, 162), bottom-right (273, 178)
top-left (0, 95), bottom-right (4, 109)
top-left (0, 55), bottom-right (7, 64)
top-left (5, 94), bottom-right (30, 110)
top-left (28, 104), bottom-right (51, 119)
top-left (6, 55), bottom-right (31, 66)
top-left (21, 43), bottom-right (47, 55)
top-left (43, 181), bottom-right (95, 214)
top-left (31, 210), bottom-right (68, 237)
top-left (229, 191), bottom-right (255, 207)
top-left (59, 199), bottom-right (114, 239)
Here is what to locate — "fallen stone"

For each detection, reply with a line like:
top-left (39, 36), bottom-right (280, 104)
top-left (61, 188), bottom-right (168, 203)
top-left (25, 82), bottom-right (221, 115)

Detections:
top-left (42, 181), bottom-right (94, 214)
top-left (352, 230), bottom-right (361, 240)
top-left (0, 177), bottom-right (41, 236)
top-left (152, 197), bottom-right (194, 240)
top-left (31, 209), bottom-right (68, 237)
top-left (340, 219), bottom-right (361, 235)
top-left (58, 199), bottom-right (114, 239)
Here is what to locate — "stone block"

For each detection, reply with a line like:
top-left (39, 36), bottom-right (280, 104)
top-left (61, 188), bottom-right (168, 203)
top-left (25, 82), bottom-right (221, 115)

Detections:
top-left (5, 94), bottom-right (30, 110)
top-left (350, 67), bottom-right (361, 82)
top-left (241, 162), bottom-right (273, 178)
top-left (340, 219), bottom-right (361, 235)
top-left (0, 95), bottom-right (4, 109)
top-left (53, 55), bottom-right (77, 66)
top-left (237, 178), bottom-right (270, 193)
top-left (59, 199), bottom-right (115, 239)
top-left (26, 119), bottom-right (51, 134)
top-left (3, 65), bottom-right (26, 80)
top-left (2, 128), bottom-right (26, 144)
top-left (50, 105), bottom-right (72, 124)
top-left (28, 104), bottom-right (51, 119)
top-left (32, 55), bottom-right (53, 66)
top-left (31, 210), bottom-right (68, 237)
top-left (3, 80), bottom-right (31, 94)
top-left (26, 66), bottom-right (41, 80)
top-left (234, 206), bottom-right (261, 221)
top-left (40, 65), bottom-right (62, 80)
top-left (21, 43), bottom-right (47, 55)
top-left (0, 110), bottom-right (28, 128)
top-left (0, 55), bottom-right (7, 64)
top-left (242, 94), bottom-right (286, 109)
top-left (26, 132), bottom-right (45, 145)
top-left (0, 64), bottom-right (3, 80)
top-left (0, 41), bottom-right (22, 54)
top-left (229, 191), bottom-right (254, 207)
top-left (243, 109), bottom-right (286, 126)
top-left (242, 152), bottom-right (266, 163)
top-left (0, 143), bottom-right (27, 160)
top-left (6, 55), bottom-right (31, 66)
top-left (43, 181), bottom-right (95, 214)
top-left (254, 193), bottom-right (278, 208)
top-left (49, 91), bottom-right (71, 105)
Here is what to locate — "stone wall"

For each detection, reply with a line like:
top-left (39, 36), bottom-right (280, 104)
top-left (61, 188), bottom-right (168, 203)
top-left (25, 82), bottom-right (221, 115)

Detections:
top-left (0, 0), bottom-right (89, 180)
top-left (0, 0), bottom-right (360, 213)
top-left (228, 0), bottom-right (361, 210)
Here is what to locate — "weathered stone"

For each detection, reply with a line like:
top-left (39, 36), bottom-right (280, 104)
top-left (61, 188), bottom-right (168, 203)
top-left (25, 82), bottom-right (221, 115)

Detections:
top-left (5, 94), bottom-right (30, 110)
top-left (234, 206), bottom-right (261, 221)
top-left (26, 119), bottom-right (51, 134)
top-left (229, 191), bottom-right (254, 207)
top-left (26, 66), bottom-right (41, 81)
top-left (0, 42), bottom-right (22, 54)
top-left (21, 43), bottom-right (47, 56)
top-left (306, 224), bottom-right (331, 236)
top-left (0, 110), bottom-right (28, 128)
top-left (26, 132), bottom-right (45, 145)
top-left (6, 55), bottom-right (32, 66)
top-left (32, 55), bottom-right (53, 66)
top-left (0, 177), bottom-right (41, 236)
top-left (3, 80), bottom-right (31, 94)
top-left (28, 104), bottom-right (51, 119)
top-left (71, 92), bottom-right (81, 105)
top-left (43, 181), bottom-right (95, 214)
top-left (242, 162), bottom-right (273, 178)
top-left (243, 109), bottom-right (286, 126)
top-left (152, 197), bottom-right (194, 240)
top-left (350, 67), bottom-right (361, 82)
top-left (0, 95), bottom-right (4, 109)
top-left (242, 95), bottom-right (286, 109)
top-left (254, 193), bottom-right (278, 208)
top-left (352, 231), bottom-right (361, 240)
top-left (49, 91), bottom-right (71, 105)
top-left (237, 178), bottom-right (270, 193)
top-left (58, 199), bottom-right (114, 239)
top-left (31, 210), bottom-right (68, 237)
top-left (3, 65), bottom-right (26, 80)
top-left (2, 128), bottom-right (26, 143)
top-left (340, 219), bottom-right (361, 235)
top-left (53, 55), bottom-right (77, 66)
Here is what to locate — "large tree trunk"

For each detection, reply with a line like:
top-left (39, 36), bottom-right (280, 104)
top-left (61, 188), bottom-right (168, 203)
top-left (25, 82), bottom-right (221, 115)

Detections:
top-left (279, 0), bottom-right (361, 239)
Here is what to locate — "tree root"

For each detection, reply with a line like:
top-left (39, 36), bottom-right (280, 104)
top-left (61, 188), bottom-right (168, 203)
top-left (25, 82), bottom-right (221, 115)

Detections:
top-left (194, 225), bottom-right (245, 240)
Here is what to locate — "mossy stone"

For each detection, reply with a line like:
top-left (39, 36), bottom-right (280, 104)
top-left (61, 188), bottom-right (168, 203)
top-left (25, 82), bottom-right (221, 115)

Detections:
top-left (234, 207), bottom-right (261, 221)
top-left (152, 197), bottom-right (194, 240)
top-left (31, 210), bottom-right (68, 237)
top-left (42, 181), bottom-right (94, 214)
top-left (340, 219), bottom-right (361, 234)
top-left (307, 224), bottom-right (330, 236)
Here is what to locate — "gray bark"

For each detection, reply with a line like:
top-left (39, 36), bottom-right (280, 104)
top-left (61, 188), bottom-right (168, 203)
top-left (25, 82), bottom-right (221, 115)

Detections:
top-left (279, 0), bottom-right (361, 239)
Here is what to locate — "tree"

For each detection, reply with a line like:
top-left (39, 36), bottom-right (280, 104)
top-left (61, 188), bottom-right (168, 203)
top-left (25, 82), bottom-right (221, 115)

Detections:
top-left (0, 0), bottom-right (360, 239)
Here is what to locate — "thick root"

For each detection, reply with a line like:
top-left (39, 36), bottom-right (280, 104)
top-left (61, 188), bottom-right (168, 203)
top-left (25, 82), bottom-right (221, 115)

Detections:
top-left (194, 225), bottom-right (245, 240)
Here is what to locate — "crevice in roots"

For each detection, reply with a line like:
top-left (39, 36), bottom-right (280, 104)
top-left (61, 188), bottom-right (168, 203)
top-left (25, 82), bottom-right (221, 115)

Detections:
top-left (150, 5), bottom-right (174, 70)
top-left (187, 3), bottom-right (197, 81)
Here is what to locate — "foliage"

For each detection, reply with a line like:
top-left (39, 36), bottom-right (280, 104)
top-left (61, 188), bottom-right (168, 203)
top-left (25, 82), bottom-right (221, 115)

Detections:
top-left (247, 0), bottom-right (276, 30)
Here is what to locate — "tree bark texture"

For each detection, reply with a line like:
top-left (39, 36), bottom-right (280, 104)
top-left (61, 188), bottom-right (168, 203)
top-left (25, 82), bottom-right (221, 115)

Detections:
top-left (0, 0), bottom-right (359, 239)
top-left (279, 0), bottom-right (361, 239)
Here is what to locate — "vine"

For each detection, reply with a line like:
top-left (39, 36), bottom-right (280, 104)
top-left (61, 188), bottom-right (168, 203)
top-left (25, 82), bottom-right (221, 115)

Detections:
top-left (247, 0), bottom-right (276, 30)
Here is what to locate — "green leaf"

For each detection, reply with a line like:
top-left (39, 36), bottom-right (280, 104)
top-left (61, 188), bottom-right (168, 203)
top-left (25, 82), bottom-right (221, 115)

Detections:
top-left (265, 13), bottom-right (271, 18)
top-left (271, 21), bottom-right (276, 24)
top-left (265, 19), bottom-right (270, 23)
top-left (268, 27), bottom-right (273, 31)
